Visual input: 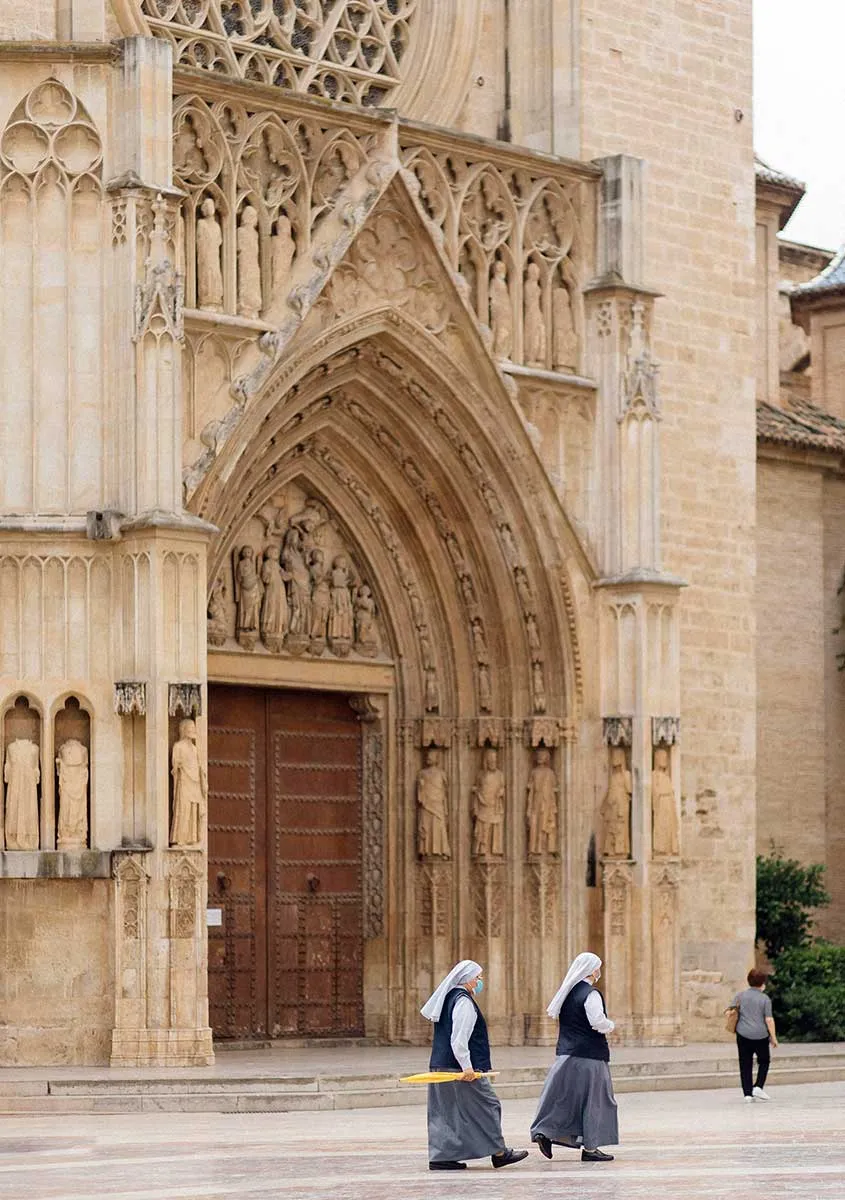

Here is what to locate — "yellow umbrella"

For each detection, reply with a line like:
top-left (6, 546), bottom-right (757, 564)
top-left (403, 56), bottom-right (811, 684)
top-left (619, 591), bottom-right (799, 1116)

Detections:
top-left (399, 1071), bottom-right (499, 1084)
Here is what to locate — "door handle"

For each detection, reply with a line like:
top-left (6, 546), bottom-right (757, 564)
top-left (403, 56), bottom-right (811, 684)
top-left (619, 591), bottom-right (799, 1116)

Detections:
top-left (216, 872), bottom-right (231, 893)
top-left (307, 872), bottom-right (320, 893)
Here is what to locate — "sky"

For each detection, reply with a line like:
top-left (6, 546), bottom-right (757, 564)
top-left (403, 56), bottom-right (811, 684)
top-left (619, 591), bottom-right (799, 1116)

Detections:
top-left (754, 0), bottom-right (845, 251)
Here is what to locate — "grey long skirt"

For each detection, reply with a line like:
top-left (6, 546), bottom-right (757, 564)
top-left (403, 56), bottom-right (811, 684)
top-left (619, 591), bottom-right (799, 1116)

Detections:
top-left (530, 1054), bottom-right (619, 1150)
top-left (427, 1078), bottom-right (507, 1163)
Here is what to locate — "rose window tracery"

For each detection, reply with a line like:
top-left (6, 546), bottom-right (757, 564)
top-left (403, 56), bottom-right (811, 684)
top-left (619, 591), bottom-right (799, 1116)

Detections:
top-left (137, 0), bottom-right (420, 106)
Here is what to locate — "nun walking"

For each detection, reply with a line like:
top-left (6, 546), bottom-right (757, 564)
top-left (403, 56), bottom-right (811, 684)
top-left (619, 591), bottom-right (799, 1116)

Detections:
top-left (421, 960), bottom-right (528, 1172)
top-left (530, 952), bottom-right (619, 1163)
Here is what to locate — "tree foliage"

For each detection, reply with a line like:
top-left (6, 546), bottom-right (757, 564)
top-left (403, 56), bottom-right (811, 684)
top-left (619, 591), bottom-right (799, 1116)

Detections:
top-left (767, 943), bottom-right (845, 1042)
top-left (756, 851), bottom-right (830, 961)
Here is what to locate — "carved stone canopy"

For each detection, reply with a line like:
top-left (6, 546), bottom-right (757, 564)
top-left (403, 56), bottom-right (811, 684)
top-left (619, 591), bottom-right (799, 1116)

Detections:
top-left (421, 717), bottom-right (451, 749)
top-left (168, 683), bottom-right (203, 718)
top-left (525, 717), bottom-right (563, 748)
top-left (114, 681), bottom-right (147, 718)
top-left (652, 716), bottom-right (681, 747)
top-left (603, 716), bottom-right (633, 747)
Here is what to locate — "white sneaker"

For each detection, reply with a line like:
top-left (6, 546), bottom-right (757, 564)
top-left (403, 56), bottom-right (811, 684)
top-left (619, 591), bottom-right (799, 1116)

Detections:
top-left (753, 1087), bottom-right (771, 1101)
top-left (743, 1095), bottom-right (754, 1103)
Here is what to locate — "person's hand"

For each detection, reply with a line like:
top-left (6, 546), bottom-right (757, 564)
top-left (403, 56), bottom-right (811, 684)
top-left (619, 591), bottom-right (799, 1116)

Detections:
top-left (770, 1037), bottom-right (778, 1048)
top-left (459, 1069), bottom-right (480, 1082)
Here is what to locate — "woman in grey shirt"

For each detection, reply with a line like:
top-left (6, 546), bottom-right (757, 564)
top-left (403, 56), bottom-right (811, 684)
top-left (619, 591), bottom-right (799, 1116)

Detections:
top-left (733, 968), bottom-right (778, 1101)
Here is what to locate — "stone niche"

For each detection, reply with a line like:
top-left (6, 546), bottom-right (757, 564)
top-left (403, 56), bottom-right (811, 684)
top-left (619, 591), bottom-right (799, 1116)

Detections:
top-left (54, 697), bottom-right (91, 852)
top-left (210, 484), bottom-right (385, 661)
top-left (3, 695), bottom-right (42, 851)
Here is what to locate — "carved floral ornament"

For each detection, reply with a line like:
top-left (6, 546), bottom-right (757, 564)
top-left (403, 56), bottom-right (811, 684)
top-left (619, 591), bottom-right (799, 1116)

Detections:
top-left (0, 80), bottom-right (102, 192)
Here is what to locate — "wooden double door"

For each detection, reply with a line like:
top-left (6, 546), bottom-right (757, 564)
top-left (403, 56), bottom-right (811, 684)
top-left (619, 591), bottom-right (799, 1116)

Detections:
top-left (207, 685), bottom-right (364, 1040)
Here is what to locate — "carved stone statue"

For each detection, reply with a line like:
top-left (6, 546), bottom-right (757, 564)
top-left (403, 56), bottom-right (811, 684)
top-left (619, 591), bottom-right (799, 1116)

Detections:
top-left (234, 545), bottom-right (262, 651)
top-left (652, 747), bottom-right (680, 856)
top-left (416, 748), bottom-right (451, 859)
top-left (532, 660), bottom-right (547, 714)
top-left (354, 583), bottom-right (379, 657)
top-left (271, 214), bottom-right (296, 301)
top-left (471, 746), bottom-right (505, 857)
top-left (237, 204), bottom-right (262, 319)
top-left (328, 554), bottom-right (355, 656)
top-left (170, 719), bottom-right (207, 848)
top-left (196, 197), bottom-right (223, 312)
top-left (308, 547), bottom-right (331, 652)
top-left (56, 738), bottom-right (89, 850)
top-left (489, 259), bottom-right (513, 358)
top-left (601, 746), bottom-right (632, 858)
top-left (477, 663), bottom-right (493, 712)
top-left (260, 545), bottom-right (287, 653)
top-left (524, 261), bottom-right (546, 366)
top-left (4, 738), bottom-right (40, 850)
top-left (552, 281), bottom-right (578, 372)
top-left (527, 747), bottom-right (558, 856)
top-left (207, 576), bottom-right (228, 647)
top-left (282, 526), bottom-right (311, 650)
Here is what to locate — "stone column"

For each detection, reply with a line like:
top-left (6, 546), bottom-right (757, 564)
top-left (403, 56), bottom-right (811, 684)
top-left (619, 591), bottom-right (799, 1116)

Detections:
top-left (588, 156), bottom-right (684, 1045)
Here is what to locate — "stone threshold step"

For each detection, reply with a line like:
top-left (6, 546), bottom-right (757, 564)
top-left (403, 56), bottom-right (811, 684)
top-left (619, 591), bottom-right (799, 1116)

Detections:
top-left (0, 1062), bottom-right (843, 1115)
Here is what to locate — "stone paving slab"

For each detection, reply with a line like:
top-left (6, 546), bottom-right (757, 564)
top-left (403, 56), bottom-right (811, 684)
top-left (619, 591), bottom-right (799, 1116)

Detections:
top-left (0, 1080), bottom-right (841, 1198)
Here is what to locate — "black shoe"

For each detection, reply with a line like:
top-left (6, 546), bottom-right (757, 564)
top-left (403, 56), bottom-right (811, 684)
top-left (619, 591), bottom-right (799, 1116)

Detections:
top-left (533, 1134), bottom-right (553, 1160)
top-left (492, 1148), bottom-right (529, 1168)
top-left (429, 1160), bottom-right (467, 1170)
top-left (581, 1148), bottom-right (614, 1162)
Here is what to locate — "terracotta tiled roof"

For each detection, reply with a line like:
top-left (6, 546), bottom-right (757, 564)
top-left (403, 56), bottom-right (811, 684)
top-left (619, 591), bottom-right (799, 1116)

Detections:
top-left (758, 398), bottom-right (845, 454)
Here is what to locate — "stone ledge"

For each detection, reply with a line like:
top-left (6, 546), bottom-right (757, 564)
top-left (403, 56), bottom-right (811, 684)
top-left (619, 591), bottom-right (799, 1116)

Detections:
top-left (0, 851), bottom-right (113, 879)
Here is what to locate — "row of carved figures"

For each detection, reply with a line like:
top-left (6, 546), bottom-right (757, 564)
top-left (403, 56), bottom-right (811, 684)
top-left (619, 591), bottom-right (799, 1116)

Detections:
top-left (1, 736), bottom-right (88, 852)
top-left (488, 260), bottom-right (578, 371)
top-left (196, 197), bottom-right (294, 318)
top-left (416, 743), bottom-right (679, 862)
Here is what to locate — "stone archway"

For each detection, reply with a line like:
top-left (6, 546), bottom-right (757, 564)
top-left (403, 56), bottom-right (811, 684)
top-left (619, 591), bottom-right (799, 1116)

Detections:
top-left (192, 313), bottom-right (594, 1045)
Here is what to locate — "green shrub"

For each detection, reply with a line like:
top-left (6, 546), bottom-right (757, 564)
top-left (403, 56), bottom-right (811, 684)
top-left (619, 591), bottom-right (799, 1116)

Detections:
top-left (756, 851), bottom-right (830, 960)
top-left (768, 943), bottom-right (845, 1042)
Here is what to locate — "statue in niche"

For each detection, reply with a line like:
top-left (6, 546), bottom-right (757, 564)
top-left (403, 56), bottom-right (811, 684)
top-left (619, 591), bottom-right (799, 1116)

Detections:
top-left (524, 261), bottom-right (546, 366)
top-left (234, 545), bottom-right (263, 651)
top-left (56, 738), bottom-right (89, 850)
top-left (527, 747), bottom-right (558, 856)
top-left (532, 660), bottom-right (547, 714)
top-left (416, 747), bottom-right (451, 859)
top-left (271, 214), bottom-right (296, 301)
top-left (237, 205), bottom-right (262, 320)
top-left (196, 197), bottom-right (223, 312)
top-left (4, 738), bottom-right (40, 850)
top-left (471, 746), bottom-right (505, 858)
top-left (170, 719), bottom-right (207, 848)
top-left (526, 613), bottom-right (541, 656)
top-left (424, 667), bottom-right (440, 714)
top-left (207, 576), bottom-right (228, 647)
top-left (652, 747), bottom-right (680, 857)
top-left (552, 281), bottom-right (578, 372)
top-left (514, 566), bottom-right (534, 614)
top-left (328, 554), bottom-right (355, 656)
top-left (260, 545), bottom-right (287, 653)
top-left (309, 548), bottom-right (331, 652)
top-left (354, 584), bottom-right (379, 657)
top-left (601, 745), bottom-right (632, 858)
top-left (282, 526), bottom-right (312, 650)
top-left (477, 663), bottom-right (493, 712)
top-left (489, 259), bottom-right (513, 358)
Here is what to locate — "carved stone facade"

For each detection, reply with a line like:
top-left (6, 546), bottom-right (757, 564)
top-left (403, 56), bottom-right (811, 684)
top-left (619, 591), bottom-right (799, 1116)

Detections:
top-left (0, 0), bottom-right (760, 1062)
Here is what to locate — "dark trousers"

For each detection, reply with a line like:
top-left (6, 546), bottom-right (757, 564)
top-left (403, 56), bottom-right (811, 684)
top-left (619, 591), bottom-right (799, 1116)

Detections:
top-left (736, 1034), bottom-right (770, 1096)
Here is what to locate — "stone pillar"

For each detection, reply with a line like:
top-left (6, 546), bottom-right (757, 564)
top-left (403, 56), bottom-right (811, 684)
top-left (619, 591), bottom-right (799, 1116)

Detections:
top-left (589, 156), bottom-right (684, 1044)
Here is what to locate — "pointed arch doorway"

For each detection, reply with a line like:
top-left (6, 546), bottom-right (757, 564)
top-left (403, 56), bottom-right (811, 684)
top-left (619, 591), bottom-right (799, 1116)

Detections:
top-left (207, 683), bottom-right (365, 1041)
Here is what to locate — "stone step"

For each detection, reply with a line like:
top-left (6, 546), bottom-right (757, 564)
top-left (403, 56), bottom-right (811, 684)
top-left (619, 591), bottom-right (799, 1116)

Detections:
top-left (0, 1053), bottom-right (843, 1114)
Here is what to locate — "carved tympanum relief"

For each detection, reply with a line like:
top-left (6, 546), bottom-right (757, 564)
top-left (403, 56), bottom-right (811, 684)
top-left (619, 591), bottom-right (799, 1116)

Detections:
top-left (214, 485), bottom-right (385, 660)
top-left (416, 747), bottom-right (450, 859)
top-left (471, 745), bottom-right (505, 859)
top-left (401, 141), bottom-right (584, 373)
top-left (170, 719), bottom-right (207, 848)
top-left (140, 0), bottom-right (419, 107)
top-left (652, 747), bottom-right (679, 858)
top-left (601, 745), bottom-right (632, 859)
top-left (526, 746), bottom-right (558, 857)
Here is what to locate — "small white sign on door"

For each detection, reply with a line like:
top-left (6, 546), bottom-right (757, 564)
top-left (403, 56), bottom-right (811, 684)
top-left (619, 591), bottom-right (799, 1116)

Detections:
top-left (206, 907), bottom-right (223, 927)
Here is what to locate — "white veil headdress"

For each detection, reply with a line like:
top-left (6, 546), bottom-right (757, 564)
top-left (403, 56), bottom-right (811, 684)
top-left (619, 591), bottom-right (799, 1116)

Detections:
top-left (420, 959), bottom-right (483, 1022)
top-left (546, 952), bottom-right (602, 1018)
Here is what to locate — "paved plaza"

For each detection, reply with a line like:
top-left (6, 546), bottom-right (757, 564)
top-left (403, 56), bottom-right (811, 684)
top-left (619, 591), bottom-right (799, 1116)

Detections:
top-left (0, 1080), bottom-right (842, 1199)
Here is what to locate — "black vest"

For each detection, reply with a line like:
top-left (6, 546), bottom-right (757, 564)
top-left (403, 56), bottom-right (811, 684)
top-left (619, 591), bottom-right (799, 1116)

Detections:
top-left (429, 987), bottom-right (492, 1072)
top-left (555, 979), bottom-right (610, 1062)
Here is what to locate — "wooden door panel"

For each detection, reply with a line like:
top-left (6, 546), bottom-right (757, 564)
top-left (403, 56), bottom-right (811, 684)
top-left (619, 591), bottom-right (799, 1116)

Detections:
top-left (207, 688), bottom-right (267, 1040)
